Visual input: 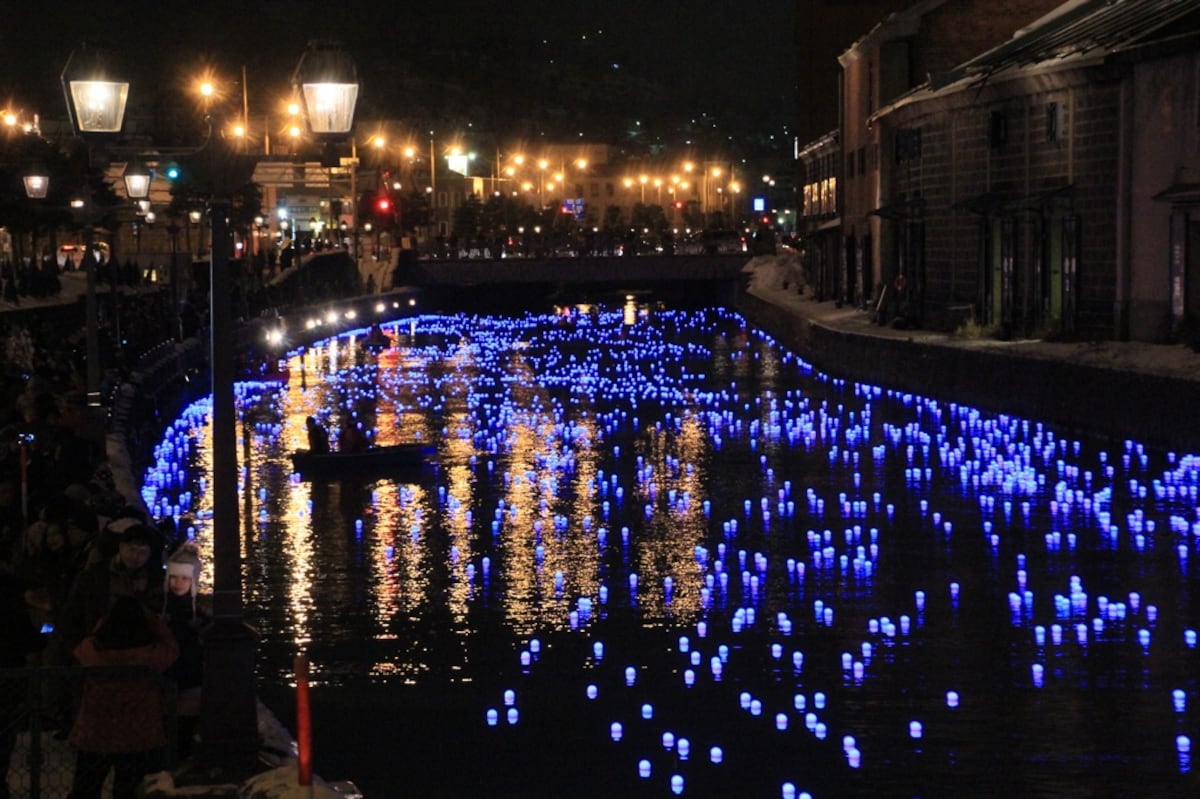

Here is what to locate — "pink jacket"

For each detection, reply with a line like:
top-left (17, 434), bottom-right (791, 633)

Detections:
top-left (69, 617), bottom-right (180, 752)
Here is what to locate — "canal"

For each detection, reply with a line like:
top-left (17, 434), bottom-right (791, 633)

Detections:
top-left (143, 304), bottom-right (1200, 798)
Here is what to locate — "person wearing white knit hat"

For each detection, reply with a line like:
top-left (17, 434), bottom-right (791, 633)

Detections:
top-left (164, 544), bottom-right (201, 617)
top-left (161, 542), bottom-right (208, 759)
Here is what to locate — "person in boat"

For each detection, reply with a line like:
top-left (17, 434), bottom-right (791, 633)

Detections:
top-left (365, 322), bottom-right (390, 349)
top-left (339, 418), bottom-right (368, 453)
top-left (305, 416), bottom-right (330, 455)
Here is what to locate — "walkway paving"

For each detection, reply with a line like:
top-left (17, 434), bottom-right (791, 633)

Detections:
top-left (751, 276), bottom-right (1200, 383)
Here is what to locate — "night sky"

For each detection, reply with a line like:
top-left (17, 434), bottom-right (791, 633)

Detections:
top-left (1, 1), bottom-right (797, 132)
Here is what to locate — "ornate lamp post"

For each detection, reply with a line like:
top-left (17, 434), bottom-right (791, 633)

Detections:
top-left (61, 44), bottom-right (129, 135)
top-left (165, 218), bottom-right (182, 328)
top-left (9, 165), bottom-right (50, 301)
top-left (188, 208), bottom-right (204, 259)
top-left (195, 42), bottom-right (360, 783)
top-left (253, 214), bottom-right (265, 257)
top-left (292, 41), bottom-right (359, 137)
top-left (61, 42), bottom-right (130, 409)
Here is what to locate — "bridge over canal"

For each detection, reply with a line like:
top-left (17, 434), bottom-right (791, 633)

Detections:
top-left (393, 253), bottom-right (753, 311)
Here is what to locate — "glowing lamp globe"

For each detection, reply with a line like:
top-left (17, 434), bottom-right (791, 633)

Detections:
top-left (123, 159), bottom-right (151, 200)
top-left (61, 43), bottom-right (129, 134)
top-left (23, 170), bottom-right (49, 199)
top-left (292, 41), bottom-right (359, 136)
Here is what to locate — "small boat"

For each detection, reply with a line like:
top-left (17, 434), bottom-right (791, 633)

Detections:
top-left (290, 442), bottom-right (436, 478)
top-left (247, 357), bottom-right (290, 383)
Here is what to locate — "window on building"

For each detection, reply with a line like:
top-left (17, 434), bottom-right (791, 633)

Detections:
top-left (989, 111), bottom-right (1008, 149)
top-left (1046, 101), bottom-right (1065, 142)
top-left (895, 128), bottom-right (922, 163)
top-left (1196, 60), bottom-right (1200, 128)
top-left (868, 60), bottom-right (875, 115)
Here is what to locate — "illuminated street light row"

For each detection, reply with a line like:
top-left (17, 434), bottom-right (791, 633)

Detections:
top-left (344, 136), bottom-right (744, 208)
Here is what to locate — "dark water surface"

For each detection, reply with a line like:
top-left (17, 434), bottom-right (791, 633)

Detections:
top-left (144, 307), bottom-right (1200, 798)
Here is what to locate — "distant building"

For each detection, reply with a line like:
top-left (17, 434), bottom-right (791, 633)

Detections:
top-left (796, 131), bottom-right (842, 302)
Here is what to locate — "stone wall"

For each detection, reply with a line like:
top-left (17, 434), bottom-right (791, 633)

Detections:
top-left (737, 291), bottom-right (1200, 453)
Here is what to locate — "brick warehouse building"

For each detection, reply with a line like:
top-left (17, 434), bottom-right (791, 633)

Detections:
top-left (836, 0), bottom-right (1067, 316)
top-left (797, 0), bottom-right (1200, 343)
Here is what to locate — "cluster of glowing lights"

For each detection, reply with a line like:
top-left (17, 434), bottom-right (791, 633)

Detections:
top-left (142, 307), bottom-right (1200, 796)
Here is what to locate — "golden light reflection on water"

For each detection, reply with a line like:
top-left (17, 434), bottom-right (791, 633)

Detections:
top-left (165, 313), bottom-right (740, 679)
top-left (281, 480), bottom-right (316, 648)
top-left (631, 414), bottom-right (709, 621)
top-left (187, 404), bottom-right (216, 599)
top-left (562, 414), bottom-right (602, 617)
top-left (497, 405), bottom-right (563, 637)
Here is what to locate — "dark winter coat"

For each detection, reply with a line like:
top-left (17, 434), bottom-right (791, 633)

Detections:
top-left (68, 615), bottom-right (179, 753)
top-left (162, 591), bottom-right (208, 695)
top-left (0, 569), bottom-right (42, 668)
top-left (57, 555), bottom-right (165, 654)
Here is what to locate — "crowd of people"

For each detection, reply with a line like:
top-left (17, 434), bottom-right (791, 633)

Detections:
top-left (0, 244), bottom-right (372, 797)
top-left (0, 289), bottom-right (211, 798)
top-left (1, 254), bottom-right (161, 308)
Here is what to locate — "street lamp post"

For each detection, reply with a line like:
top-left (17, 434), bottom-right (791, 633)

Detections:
top-left (198, 191), bottom-right (262, 779)
top-left (165, 219), bottom-right (181, 330)
top-left (197, 41), bottom-right (360, 781)
top-left (253, 214), bottom-right (264, 256)
top-left (61, 42), bottom-right (130, 409)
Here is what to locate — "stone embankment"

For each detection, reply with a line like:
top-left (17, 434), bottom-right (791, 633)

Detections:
top-left (737, 257), bottom-right (1200, 453)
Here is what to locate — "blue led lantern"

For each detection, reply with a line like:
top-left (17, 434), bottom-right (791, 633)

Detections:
top-left (61, 43), bottom-right (130, 135)
top-left (292, 41), bottom-right (359, 138)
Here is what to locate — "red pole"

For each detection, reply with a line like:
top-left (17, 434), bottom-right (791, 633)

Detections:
top-left (295, 654), bottom-right (312, 786)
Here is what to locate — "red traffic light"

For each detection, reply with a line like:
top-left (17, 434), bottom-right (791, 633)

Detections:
top-left (376, 197), bottom-right (391, 212)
